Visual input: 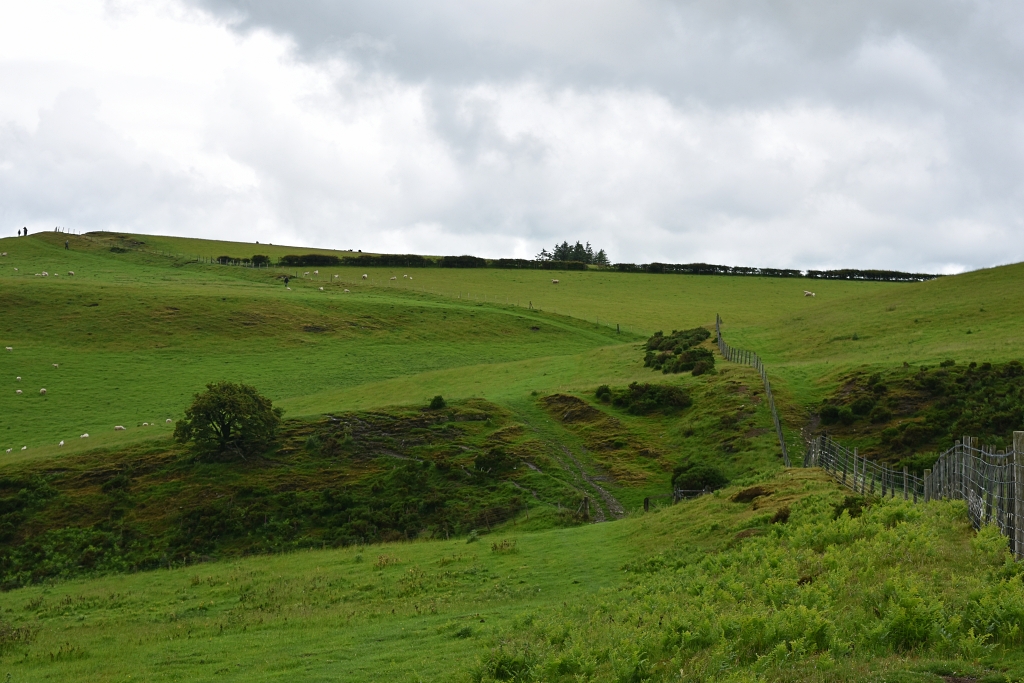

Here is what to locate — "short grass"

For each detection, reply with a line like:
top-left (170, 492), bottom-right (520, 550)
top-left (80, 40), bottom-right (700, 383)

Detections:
top-left (3, 230), bottom-right (1024, 682)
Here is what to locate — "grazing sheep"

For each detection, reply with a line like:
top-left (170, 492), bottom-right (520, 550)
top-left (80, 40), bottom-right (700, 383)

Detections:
top-left (115, 425), bottom-right (126, 430)
top-left (403, 274), bottom-right (408, 278)
top-left (15, 390), bottom-right (21, 395)
top-left (362, 274), bottom-right (368, 279)
top-left (16, 376), bottom-right (20, 381)
top-left (80, 433), bottom-right (89, 438)
top-left (803, 291), bottom-right (815, 297)
top-left (166, 418), bottom-right (172, 423)
top-left (52, 363), bottom-right (58, 368)
top-left (303, 271), bottom-right (310, 276)
top-left (41, 271), bottom-right (48, 277)
top-left (59, 440), bottom-right (64, 447)
top-left (286, 287), bottom-right (291, 290)
top-left (390, 276), bottom-right (397, 281)
top-left (21, 446), bottom-right (26, 450)
top-left (319, 286), bottom-right (324, 291)
top-left (5, 448), bottom-right (10, 453)
top-left (68, 271), bottom-right (74, 276)
top-left (343, 288), bottom-right (350, 293)
top-left (333, 274), bottom-right (339, 278)
top-left (12, 268), bottom-right (17, 271)
top-left (5, 347), bottom-right (11, 351)
top-left (408, 277), bottom-right (412, 280)
top-left (551, 279), bottom-right (559, 284)
top-left (142, 422), bottom-right (149, 426)
top-left (39, 388), bottom-right (46, 395)
top-left (1, 252), bottom-right (5, 256)
top-left (314, 269), bottom-right (319, 275)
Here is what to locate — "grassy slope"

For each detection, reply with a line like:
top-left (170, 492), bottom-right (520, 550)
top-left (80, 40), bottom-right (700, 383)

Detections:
top-left (3, 231), bottom-right (1024, 681)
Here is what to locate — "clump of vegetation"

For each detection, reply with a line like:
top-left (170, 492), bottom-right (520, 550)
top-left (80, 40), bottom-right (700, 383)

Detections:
top-left (816, 360), bottom-right (1024, 467)
top-left (474, 447), bottom-right (517, 476)
top-left (598, 382), bottom-right (692, 415)
top-left (490, 539), bottom-right (518, 554)
top-left (429, 395), bottom-right (447, 410)
top-left (251, 254), bottom-right (270, 266)
top-left (670, 459), bottom-right (728, 493)
top-left (173, 382), bottom-right (282, 460)
top-left (477, 495), bottom-right (1024, 682)
top-left (643, 327), bottom-right (715, 375)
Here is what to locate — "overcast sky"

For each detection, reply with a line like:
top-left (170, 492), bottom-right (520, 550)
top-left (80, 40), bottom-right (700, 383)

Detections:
top-left (2, 0), bottom-right (1023, 272)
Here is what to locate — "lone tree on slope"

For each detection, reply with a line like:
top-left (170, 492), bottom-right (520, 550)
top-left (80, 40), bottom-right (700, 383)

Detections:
top-left (174, 381), bottom-right (282, 460)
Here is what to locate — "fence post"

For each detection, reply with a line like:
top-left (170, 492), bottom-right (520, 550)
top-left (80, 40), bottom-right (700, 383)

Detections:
top-left (1014, 432), bottom-right (1024, 559)
top-left (924, 469), bottom-right (931, 502)
top-left (903, 466), bottom-right (909, 501)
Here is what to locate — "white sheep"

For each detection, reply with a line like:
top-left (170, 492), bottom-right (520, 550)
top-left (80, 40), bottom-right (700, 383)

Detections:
top-left (803, 291), bottom-right (815, 297)
top-left (39, 388), bottom-right (46, 395)
top-left (319, 286), bottom-right (324, 291)
top-left (403, 274), bottom-right (408, 278)
top-left (59, 440), bottom-right (64, 447)
top-left (303, 271), bottom-right (310, 276)
top-left (333, 274), bottom-right (339, 279)
top-left (142, 422), bottom-right (149, 426)
top-left (313, 269), bottom-right (319, 275)
top-left (5, 347), bottom-right (12, 351)
top-left (362, 274), bottom-right (368, 279)
top-left (80, 433), bottom-right (89, 438)
top-left (115, 425), bottom-right (126, 430)
top-left (390, 276), bottom-right (397, 281)
top-left (52, 363), bottom-right (58, 368)
top-left (343, 288), bottom-right (350, 293)
top-left (286, 287), bottom-right (291, 290)
top-left (408, 277), bottom-right (412, 280)
top-left (166, 418), bottom-right (172, 423)
top-left (5, 448), bottom-right (10, 453)
top-left (21, 446), bottom-right (26, 450)
top-left (551, 279), bottom-right (560, 284)
top-left (41, 271), bottom-right (48, 277)
top-left (15, 390), bottom-right (21, 395)
top-left (1, 252), bottom-right (5, 256)
top-left (12, 268), bottom-right (17, 271)
top-left (16, 376), bottom-right (20, 381)
top-left (68, 271), bottom-right (74, 276)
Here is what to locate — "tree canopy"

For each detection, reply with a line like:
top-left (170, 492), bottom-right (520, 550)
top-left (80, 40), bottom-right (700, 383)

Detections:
top-left (174, 382), bottom-right (282, 460)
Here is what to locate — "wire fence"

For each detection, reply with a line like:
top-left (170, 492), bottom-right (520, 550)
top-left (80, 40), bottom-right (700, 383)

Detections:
top-left (805, 433), bottom-right (1024, 557)
top-left (715, 314), bottom-right (790, 466)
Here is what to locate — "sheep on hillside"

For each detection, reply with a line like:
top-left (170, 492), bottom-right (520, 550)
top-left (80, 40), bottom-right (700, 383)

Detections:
top-left (59, 440), bottom-right (64, 447)
top-left (313, 270), bottom-right (319, 275)
top-left (16, 377), bottom-right (20, 381)
top-left (803, 291), bottom-right (816, 297)
top-left (52, 363), bottom-right (58, 368)
top-left (303, 271), bottom-right (310, 276)
top-left (68, 271), bottom-right (74, 276)
top-left (39, 388), bottom-right (46, 395)
top-left (15, 390), bottom-right (21, 395)
top-left (319, 286), bottom-right (324, 291)
top-left (551, 279), bottom-right (559, 284)
top-left (333, 274), bottom-right (339, 279)
top-left (20, 446), bottom-right (26, 451)
top-left (390, 276), bottom-right (397, 281)
top-left (5, 448), bottom-right (10, 453)
top-left (115, 426), bottom-right (126, 430)
top-left (5, 347), bottom-right (12, 351)
top-left (344, 288), bottom-right (350, 293)
top-left (362, 274), bottom-right (368, 279)
top-left (80, 433), bottom-right (89, 438)
top-left (166, 418), bottom-right (172, 423)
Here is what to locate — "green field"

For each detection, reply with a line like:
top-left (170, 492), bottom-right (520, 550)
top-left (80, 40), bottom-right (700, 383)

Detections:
top-left (2, 230), bottom-right (1024, 681)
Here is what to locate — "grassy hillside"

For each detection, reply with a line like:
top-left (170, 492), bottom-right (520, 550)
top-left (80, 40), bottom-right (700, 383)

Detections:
top-left (3, 230), bottom-right (1024, 682)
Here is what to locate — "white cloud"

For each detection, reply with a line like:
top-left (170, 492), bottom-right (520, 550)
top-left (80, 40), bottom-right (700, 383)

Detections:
top-left (1, 0), bottom-right (1023, 271)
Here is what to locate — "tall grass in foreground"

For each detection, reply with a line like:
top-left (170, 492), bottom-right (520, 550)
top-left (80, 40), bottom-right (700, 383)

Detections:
top-left (473, 495), bottom-right (1024, 682)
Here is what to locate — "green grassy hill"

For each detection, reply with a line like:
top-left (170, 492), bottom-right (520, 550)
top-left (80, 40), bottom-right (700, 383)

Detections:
top-left (2, 230), bottom-right (1024, 682)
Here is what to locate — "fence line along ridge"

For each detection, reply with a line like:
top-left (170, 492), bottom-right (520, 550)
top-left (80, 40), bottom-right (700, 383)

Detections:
top-left (715, 315), bottom-right (790, 467)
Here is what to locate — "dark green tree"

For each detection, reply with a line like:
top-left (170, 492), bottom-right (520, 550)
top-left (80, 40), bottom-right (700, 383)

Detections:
top-left (174, 382), bottom-right (282, 459)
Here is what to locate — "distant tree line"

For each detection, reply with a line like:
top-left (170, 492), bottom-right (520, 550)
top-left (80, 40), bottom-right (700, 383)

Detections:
top-left (613, 262), bottom-right (938, 282)
top-left (251, 252), bottom-right (939, 282)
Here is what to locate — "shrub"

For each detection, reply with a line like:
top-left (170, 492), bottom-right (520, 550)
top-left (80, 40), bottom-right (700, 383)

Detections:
top-left (279, 254), bottom-right (340, 267)
top-left (869, 406), bottom-right (892, 423)
top-left (251, 254), bottom-right (270, 266)
top-left (819, 404), bottom-right (840, 425)
top-left (837, 406), bottom-right (855, 425)
top-left (691, 360), bottom-right (713, 376)
top-left (429, 395), bottom-right (447, 410)
top-left (216, 255), bottom-right (232, 265)
top-left (671, 460), bottom-right (728, 493)
top-left (595, 385), bottom-right (611, 402)
top-left (173, 382), bottom-right (282, 460)
top-left (439, 255), bottom-right (486, 268)
top-left (851, 396), bottom-right (875, 415)
top-left (610, 382), bottom-right (692, 415)
top-left (474, 447), bottom-right (517, 476)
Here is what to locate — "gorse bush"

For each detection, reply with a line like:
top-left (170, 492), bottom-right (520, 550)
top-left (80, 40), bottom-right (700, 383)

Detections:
top-left (603, 382), bottom-right (692, 415)
top-left (473, 496), bottom-right (1024, 682)
top-left (643, 327), bottom-right (715, 376)
top-left (173, 382), bottom-right (282, 460)
top-left (670, 460), bottom-right (728, 492)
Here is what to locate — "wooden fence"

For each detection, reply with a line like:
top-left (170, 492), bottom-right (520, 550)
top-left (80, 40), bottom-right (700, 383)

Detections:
top-left (715, 315), bottom-right (790, 466)
top-left (805, 432), bottom-right (1024, 558)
